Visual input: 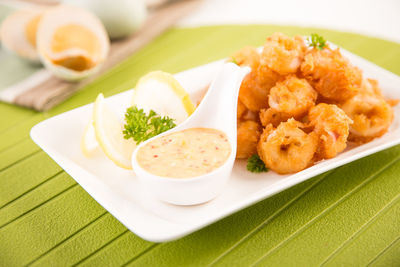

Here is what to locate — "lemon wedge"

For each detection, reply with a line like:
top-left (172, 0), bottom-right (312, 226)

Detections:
top-left (93, 93), bottom-right (136, 169)
top-left (80, 119), bottom-right (99, 157)
top-left (132, 71), bottom-right (195, 124)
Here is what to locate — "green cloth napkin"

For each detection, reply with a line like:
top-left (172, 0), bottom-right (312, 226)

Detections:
top-left (0, 25), bottom-right (399, 266)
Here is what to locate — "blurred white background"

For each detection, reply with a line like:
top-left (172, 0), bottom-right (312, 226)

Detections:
top-left (178, 0), bottom-right (400, 43)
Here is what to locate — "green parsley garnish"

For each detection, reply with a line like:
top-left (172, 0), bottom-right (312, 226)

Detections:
top-left (246, 154), bottom-right (268, 173)
top-left (123, 106), bottom-right (176, 144)
top-left (307, 33), bottom-right (327, 50)
top-left (231, 57), bottom-right (238, 65)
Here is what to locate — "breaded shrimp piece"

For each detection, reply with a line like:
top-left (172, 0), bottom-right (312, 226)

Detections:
top-left (360, 78), bottom-right (399, 106)
top-left (239, 65), bottom-right (281, 111)
top-left (242, 109), bottom-right (260, 122)
top-left (260, 33), bottom-right (306, 75)
top-left (386, 99), bottom-right (400, 107)
top-left (360, 78), bottom-right (383, 98)
top-left (258, 76), bottom-right (317, 128)
top-left (301, 47), bottom-right (362, 102)
top-left (309, 103), bottom-right (352, 160)
top-left (256, 64), bottom-right (282, 89)
top-left (237, 99), bottom-right (247, 119)
top-left (340, 93), bottom-right (393, 142)
top-left (237, 99), bottom-right (259, 122)
top-left (230, 46), bottom-right (260, 70)
top-left (236, 120), bottom-right (262, 159)
top-left (269, 75), bottom-right (317, 118)
top-left (239, 72), bottom-right (267, 112)
top-left (259, 108), bottom-right (291, 127)
top-left (257, 119), bottom-right (318, 174)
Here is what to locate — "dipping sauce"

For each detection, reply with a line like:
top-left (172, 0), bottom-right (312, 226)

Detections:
top-left (137, 128), bottom-right (231, 178)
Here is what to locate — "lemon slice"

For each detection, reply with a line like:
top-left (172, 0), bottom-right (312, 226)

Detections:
top-left (132, 71), bottom-right (195, 124)
top-left (93, 93), bottom-right (136, 169)
top-left (80, 120), bottom-right (100, 157)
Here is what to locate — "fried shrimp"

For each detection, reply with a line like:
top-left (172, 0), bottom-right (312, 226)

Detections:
top-left (340, 94), bottom-right (393, 142)
top-left (301, 47), bottom-right (362, 102)
top-left (259, 108), bottom-right (291, 127)
top-left (309, 103), bottom-right (352, 159)
top-left (260, 33), bottom-right (306, 75)
top-left (269, 75), bottom-right (317, 118)
top-left (242, 109), bottom-right (259, 122)
top-left (237, 99), bottom-right (247, 119)
top-left (257, 119), bottom-right (318, 174)
top-left (359, 79), bottom-right (400, 106)
top-left (238, 99), bottom-right (260, 122)
top-left (360, 78), bottom-right (383, 97)
top-left (239, 72), bottom-right (268, 112)
top-left (230, 32), bottom-right (396, 174)
top-left (237, 120), bottom-right (262, 159)
top-left (238, 65), bottom-right (281, 111)
top-left (258, 76), bottom-right (317, 127)
top-left (230, 46), bottom-right (260, 70)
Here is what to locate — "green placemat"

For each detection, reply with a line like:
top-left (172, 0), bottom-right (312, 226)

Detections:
top-left (1, 25), bottom-right (400, 266)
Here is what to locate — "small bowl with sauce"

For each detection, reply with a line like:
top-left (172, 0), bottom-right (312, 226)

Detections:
top-left (132, 63), bottom-right (250, 205)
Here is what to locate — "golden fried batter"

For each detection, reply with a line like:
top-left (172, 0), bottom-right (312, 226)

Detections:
top-left (238, 99), bottom-right (259, 122)
top-left (340, 93), bottom-right (393, 143)
top-left (230, 32), bottom-right (395, 172)
top-left (237, 99), bottom-right (247, 119)
top-left (309, 103), bottom-right (352, 159)
top-left (269, 75), bottom-right (317, 118)
top-left (257, 119), bottom-right (318, 174)
top-left (259, 108), bottom-right (291, 127)
top-left (261, 33), bottom-right (306, 75)
top-left (236, 120), bottom-right (262, 159)
top-left (360, 78), bottom-right (383, 97)
top-left (230, 46), bottom-right (260, 70)
top-left (301, 47), bottom-right (362, 102)
top-left (238, 65), bottom-right (281, 112)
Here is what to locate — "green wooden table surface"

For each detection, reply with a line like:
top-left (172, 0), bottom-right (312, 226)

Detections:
top-left (1, 25), bottom-right (400, 266)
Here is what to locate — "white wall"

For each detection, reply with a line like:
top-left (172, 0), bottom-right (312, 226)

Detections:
top-left (178, 0), bottom-right (400, 43)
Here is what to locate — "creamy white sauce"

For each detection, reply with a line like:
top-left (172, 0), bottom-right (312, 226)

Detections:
top-left (137, 128), bottom-right (231, 178)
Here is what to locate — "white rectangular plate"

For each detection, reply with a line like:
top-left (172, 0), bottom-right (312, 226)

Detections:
top-left (31, 48), bottom-right (400, 242)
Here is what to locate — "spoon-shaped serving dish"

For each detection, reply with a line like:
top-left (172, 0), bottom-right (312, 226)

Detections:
top-left (131, 63), bottom-right (250, 205)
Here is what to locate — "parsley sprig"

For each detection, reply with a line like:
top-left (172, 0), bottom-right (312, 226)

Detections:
top-left (123, 106), bottom-right (176, 144)
top-left (230, 57), bottom-right (238, 65)
top-left (247, 154), bottom-right (268, 173)
top-left (307, 33), bottom-right (327, 50)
